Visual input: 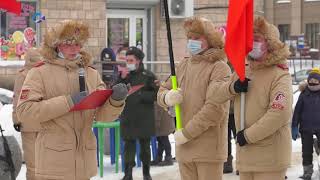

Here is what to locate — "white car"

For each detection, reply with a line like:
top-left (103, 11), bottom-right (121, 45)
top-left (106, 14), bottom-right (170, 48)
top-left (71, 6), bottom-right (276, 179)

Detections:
top-left (0, 88), bottom-right (23, 151)
top-left (0, 88), bottom-right (13, 105)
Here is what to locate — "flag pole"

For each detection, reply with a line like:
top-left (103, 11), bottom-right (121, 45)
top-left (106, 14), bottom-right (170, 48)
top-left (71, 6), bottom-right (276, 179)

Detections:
top-left (163, 0), bottom-right (182, 130)
top-left (240, 92), bottom-right (245, 130)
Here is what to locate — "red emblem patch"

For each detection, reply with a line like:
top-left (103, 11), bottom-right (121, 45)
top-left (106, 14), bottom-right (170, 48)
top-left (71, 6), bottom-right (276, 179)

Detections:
top-left (20, 89), bottom-right (30, 100)
top-left (271, 92), bottom-right (286, 110)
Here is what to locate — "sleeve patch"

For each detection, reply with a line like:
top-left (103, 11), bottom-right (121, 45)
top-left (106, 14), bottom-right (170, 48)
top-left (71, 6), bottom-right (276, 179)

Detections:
top-left (271, 92), bottom-right (286, 110)
top-left (20, 89), bottom-right (30, 100)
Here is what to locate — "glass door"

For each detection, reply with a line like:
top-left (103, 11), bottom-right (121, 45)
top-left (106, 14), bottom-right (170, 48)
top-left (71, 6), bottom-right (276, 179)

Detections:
top-left (107, 10), bottom-right (147, 61)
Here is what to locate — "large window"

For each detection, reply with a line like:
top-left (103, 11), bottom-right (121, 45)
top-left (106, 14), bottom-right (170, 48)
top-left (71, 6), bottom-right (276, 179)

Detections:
top-left (0, 0), bottom-right (39, 61)
top-left (278, 24), bottom-right (290, 43)
top-left (276, 0), bottom-right (291, 3)
top-left (306, 23), bottom-right (320, 49)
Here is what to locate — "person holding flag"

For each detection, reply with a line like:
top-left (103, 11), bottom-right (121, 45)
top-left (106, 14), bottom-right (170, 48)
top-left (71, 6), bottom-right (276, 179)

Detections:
top-left (157, 17), bottom-right (231, 180)
top-left (213, 16), bottom-right (293, 180)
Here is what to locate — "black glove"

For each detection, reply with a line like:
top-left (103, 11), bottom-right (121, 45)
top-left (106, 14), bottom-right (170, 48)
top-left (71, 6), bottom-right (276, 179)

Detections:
top-left (236, 130), bottom-right (248, 147)
top-left (71, 91), bottom-right (88, 105)
top-left (13, 123), bottom-right (21, 132)
top-left (234, 78), bottom-right (250, 93)
top-left (111, 83), bottom-right (128, 101)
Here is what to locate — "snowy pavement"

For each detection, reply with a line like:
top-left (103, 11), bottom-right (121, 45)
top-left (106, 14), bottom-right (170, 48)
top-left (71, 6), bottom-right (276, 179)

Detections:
top-left (14, 140), bottom-right (320, 180)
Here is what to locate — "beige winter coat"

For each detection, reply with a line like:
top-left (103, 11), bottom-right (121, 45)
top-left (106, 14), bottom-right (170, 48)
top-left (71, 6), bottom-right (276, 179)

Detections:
top-left (157, 48), bottom-right (231, 162)
top-left (16, 51), bottom-right (125, 180)
top-left (213, 57), bottom-right (293, 172)
top-left (12, 48), bottom-right (42, 132)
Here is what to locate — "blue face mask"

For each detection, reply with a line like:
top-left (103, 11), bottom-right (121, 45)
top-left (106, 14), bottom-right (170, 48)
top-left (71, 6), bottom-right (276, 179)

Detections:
top-left (187, 40), bottom-right (203, 55)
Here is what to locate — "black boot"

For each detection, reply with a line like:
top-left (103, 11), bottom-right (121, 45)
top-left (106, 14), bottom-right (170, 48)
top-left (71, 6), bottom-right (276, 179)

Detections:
top-left (143, 164), bottom-right (152, 180)
top-left (150, 156), bottom-right (162, 166)
top-left (299, 164), bottom-right (313, 180)
top-left (158, 155), bottom-right (173, 166)
top-left (122, 165), bottom-right (133, 180)
top-left (223, 155), bottom-right (233, 174)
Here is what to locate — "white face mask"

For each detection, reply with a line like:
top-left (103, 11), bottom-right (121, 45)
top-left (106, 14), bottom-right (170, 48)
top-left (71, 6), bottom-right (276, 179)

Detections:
top-left (57, 51), bottom-right (80, 60)
top-left (127, 64), bottom-right (137, 71)
top-left (248, 42), bottom-right (265, 60)
top-left (187, 40), bottom-right (204, 55)
top-left (58, 51), bottom-right (65, 59)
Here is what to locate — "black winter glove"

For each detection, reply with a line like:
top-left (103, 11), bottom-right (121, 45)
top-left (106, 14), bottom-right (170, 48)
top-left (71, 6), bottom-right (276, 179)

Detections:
top-left (13, 123), bottom-right (21, 132)
top-left (111, 83), bottom-right (128, 101)
top-left (233, 78), bottom-right (250, 93)
top-left (71, 91), bottom-right (88, 105)
top-left (236, 130), bottom-right (248, 147)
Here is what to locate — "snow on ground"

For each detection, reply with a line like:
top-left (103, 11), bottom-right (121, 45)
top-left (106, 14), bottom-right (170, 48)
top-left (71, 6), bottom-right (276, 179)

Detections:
top-left (14, 139), bottom-right (320, 180)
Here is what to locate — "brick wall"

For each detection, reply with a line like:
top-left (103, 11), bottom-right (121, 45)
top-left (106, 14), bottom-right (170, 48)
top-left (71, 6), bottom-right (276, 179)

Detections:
top-left (39, 0), bottom-right (106, 61)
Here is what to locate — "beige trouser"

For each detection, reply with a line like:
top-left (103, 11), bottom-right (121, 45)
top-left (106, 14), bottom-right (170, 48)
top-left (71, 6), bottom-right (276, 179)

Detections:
top-left (178, 162), bottom-right (223, 180)
top-left (240, 170), bottom-right (287, 180)
top-left (22, 132), bottom-right (38, 180)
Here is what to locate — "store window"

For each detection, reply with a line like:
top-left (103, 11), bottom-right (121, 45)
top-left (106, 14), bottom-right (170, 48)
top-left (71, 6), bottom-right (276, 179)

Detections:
top-left (306, 23), bottom-right (320, 49)
top-left (0, 1), bottom-right (39, 61)
top-left (278, 24), bottom-right (290, 43)
top-left (276, 0), bottom-right (291, 3)
top-left (107, 10), bottom-right (147, 61)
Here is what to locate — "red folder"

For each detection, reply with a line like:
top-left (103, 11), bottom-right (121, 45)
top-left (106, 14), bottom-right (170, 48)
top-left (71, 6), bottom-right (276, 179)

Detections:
top-left (70, 84), bottom-right (144, 111)
top-left (128, 84), bottom-right (144, 95)
top-left (70, 90), bottom-right (113, 111)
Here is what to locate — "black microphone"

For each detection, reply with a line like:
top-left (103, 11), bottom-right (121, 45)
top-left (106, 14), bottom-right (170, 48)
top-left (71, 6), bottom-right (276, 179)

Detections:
top-left (79, 68), bottom-right (85, 92)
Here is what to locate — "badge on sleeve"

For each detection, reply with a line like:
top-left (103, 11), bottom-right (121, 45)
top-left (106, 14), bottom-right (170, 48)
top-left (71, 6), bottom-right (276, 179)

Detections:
top-left (20, 89), bottom-right (30, 100)
top-left (271, 92), bottom-right (286, 110)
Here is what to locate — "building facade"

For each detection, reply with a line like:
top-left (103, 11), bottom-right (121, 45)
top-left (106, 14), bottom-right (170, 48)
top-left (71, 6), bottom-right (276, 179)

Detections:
top-left (1, 0), bottom-right (265, 90)
top-left (265, 0), bottom-right (320, 50)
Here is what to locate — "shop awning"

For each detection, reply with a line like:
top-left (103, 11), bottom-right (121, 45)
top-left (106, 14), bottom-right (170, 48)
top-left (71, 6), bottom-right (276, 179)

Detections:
top-left (107, 0), bottom-right (160, 8)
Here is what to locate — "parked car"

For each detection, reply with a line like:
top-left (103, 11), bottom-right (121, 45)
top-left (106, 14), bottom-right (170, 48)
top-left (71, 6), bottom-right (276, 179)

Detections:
top-left (0, 88), bottom-right (22, 151)
top-left (0, 88), bottom-right (13, 105)
top-left (292, 69), bottom-right (311, 84)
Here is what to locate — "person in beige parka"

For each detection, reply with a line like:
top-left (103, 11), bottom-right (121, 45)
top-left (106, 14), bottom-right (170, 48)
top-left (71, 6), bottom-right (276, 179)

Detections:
top-left (157, 17), bottom-right (231, 180)
top-left (16, 20), bottom-right (127, 180)
top-left (212, 16), bottom-right (293, 180)
top-left (12, 47), bottom-right (42, 180)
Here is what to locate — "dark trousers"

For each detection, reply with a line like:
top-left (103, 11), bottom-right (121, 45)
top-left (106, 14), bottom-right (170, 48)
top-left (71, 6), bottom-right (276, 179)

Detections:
top-left (156, 136), bottom-right (172, 158)
top-left (124, 138), bottom-right (151, 167)
top-left (228, 114), bottom-right (236, 156)
top-left (301, 130), bottom-right (320, 166)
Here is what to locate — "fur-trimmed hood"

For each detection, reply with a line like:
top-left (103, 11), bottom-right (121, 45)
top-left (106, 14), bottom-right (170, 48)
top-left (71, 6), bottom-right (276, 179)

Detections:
top-left (299, 81), bottom-right (308, 92)
top-left (24, 47), bottom-right (42, 70)
top-left (40, 20), bottom-right (92, 68)
top-left (184, 17), bottom-right (224, 49)
top-left (249, 17), bottom-right (290, 69)
top-left (191, 48), bottom-right (226, 63)
top-left (42, 20), bottom-right (89, 49)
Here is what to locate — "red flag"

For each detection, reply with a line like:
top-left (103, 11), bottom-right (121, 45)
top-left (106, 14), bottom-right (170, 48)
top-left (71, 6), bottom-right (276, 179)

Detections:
top-left (0, 0), bottom-right (21, 16)
top-left (225, 0), bottom-right (253, 81)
